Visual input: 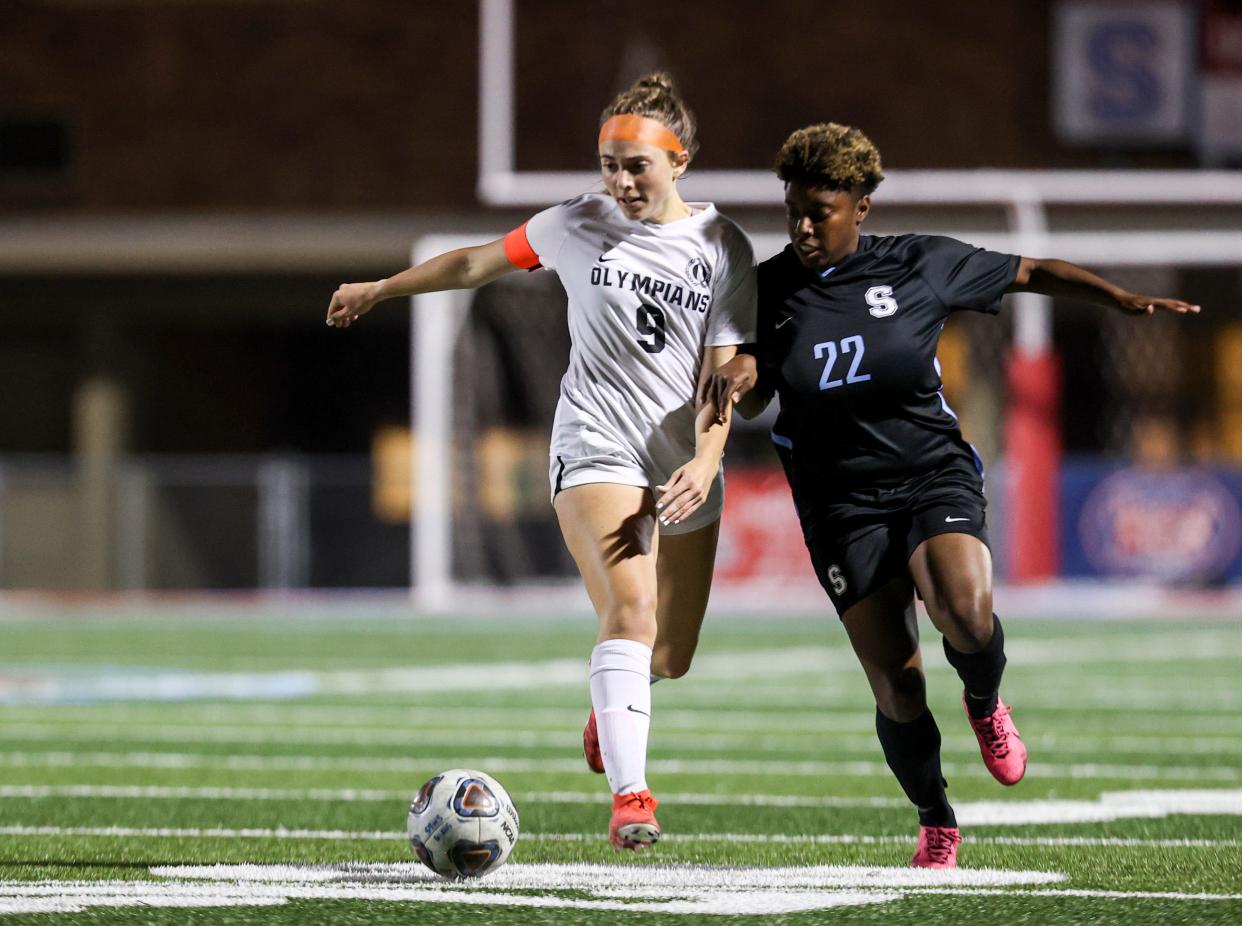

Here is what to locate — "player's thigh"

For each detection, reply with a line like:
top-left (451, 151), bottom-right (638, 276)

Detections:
top-left (908, 532), bottom-right (994, 651)
top-left (651, 518), bottom-right (720, 678)
top-left (839, 575), bottom-right (925, 720)
top-left (553, 482), bottom-right (661, 643)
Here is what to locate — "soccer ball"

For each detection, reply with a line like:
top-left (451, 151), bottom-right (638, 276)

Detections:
top-left (406, 768), bottom-right (520, 879)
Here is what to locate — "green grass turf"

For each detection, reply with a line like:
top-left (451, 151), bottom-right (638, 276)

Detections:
top-left (0, 609), bottom-right (1238, 924)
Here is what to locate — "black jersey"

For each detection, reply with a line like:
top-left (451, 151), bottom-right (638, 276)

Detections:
top-left (756, 234), bottom-right (1019, 491)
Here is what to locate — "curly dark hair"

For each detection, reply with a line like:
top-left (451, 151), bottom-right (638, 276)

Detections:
top-left (600, 71), bottom-right (699, 160)
top-left (774, 123), bottom-right (884, 195)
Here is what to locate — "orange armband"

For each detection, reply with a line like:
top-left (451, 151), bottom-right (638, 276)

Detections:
top-left (503, 223), bottom-right (541, 271)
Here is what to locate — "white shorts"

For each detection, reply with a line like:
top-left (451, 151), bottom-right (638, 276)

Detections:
top-left (549, 453), bottom-right (725, 536)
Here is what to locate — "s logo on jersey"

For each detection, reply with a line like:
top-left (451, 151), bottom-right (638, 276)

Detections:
top-left (686, 257), bottom-right (712, 288)
top-left (865, 285), bottom-right (899, 318)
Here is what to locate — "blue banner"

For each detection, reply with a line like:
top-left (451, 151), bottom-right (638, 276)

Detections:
top-left (1061, 461), bottom-right (1242, 582)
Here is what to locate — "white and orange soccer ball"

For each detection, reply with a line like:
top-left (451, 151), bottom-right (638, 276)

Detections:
top-left (406, 769), bottom-right (520, 879)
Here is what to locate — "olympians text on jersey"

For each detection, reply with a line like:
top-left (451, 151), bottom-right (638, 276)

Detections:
top-left (757, 234), bottom-right (1019, 491)
top-left (507, 193), bottom-right (756, 503)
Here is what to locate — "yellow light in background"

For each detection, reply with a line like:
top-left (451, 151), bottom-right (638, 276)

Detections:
top-left (476, 428), bottom-right (548, 520)
top-left (1217, 324), bottom-right (1242, 464)
top-left (372, 426), bottom-right (413, 524)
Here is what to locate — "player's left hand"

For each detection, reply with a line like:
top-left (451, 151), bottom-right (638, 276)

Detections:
top-left (1116, 293), bottom-right (1201, 316)
top-left (655, 458), bottom-right (717, 527)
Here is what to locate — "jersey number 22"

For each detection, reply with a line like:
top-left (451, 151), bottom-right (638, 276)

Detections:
top-left (814, 335), bottom-right (870, 390)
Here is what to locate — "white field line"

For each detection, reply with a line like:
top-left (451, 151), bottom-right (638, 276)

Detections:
top-left (0, 825), bottom-right (1235, 849)
top-left (5, 863), bottom-right (1241, 916)
top-left (1006, 631), bottom-right (1242, 666)
top-left (0, 648), bottom-right (858, 705)
top-left (3, 633), bottom-right (1239, 706)
top-left (5, 785), bottom-right (1241, 827)
top-left (0, 704), bottom-right (884, 734)
top-left (4, 720), bottom-right (1240, 757)
top-left (0, 750), bottom-right (1235, 781)
top-left (665, 688), bottom-right (1242, 712)
top-left (0, 785), bottom-right (905, 809)
top-left (9, 702), bottom-right (1242, 737)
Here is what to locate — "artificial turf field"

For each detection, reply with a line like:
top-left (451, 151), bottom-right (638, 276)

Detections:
top-left (0, 602), bottom-right (1239, 924)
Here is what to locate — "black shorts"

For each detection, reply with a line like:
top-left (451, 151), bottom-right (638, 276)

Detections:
top-left (790, 456), bottom-right (990, 616)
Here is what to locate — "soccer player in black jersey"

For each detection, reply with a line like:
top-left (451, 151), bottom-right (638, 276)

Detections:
top-left (708, 123), bottom-right (1199, 868)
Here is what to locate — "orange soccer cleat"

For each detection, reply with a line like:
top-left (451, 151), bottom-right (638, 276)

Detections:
top-left (609, 789), bottom-right (660, 850)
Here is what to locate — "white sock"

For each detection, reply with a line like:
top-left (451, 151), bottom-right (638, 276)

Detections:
top-left (589, 639), bottom-right (652, 796)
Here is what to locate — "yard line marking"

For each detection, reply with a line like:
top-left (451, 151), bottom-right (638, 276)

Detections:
top-left (12, 862), bottom-right (1240, 918)
top-left (4, 786), bottom-right (1240, 826)
top-left (0, 648), bottom-right (858, 706)
top-left (527, 833), bottom-right (1241, 849)
top-left (0, 826), bottom-right (1235, 849)
top-left (6, 720), bottom-right (1242, 756)
top-left (0, 750), bottom-right (1235, 781)
top-left (0, 705), bottom-right (881, 734)
top-left (0, 785), bottom-right (905, 810)
top-left (0, 861), bottom-right (1070, 918)
top-left (6, 634), bottom-right (1239, 707)
top-left (10, 702), bottom-right (1242, 737)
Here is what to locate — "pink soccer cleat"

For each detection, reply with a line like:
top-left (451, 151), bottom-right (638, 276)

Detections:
top-left (609, 789), bottom-right (661, 850)
top-left (911, 825), bottom-right (962, 868)
top-left (964, 694), bottom-right (1027, 786)
top-left (583, 709), bottom-right (605, 774)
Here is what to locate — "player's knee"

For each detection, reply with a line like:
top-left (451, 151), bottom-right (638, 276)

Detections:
top-left (650, 646), bottom-right (693, 679)
top-left (875, 667), bottom-right (927, 722)
top-left (939, 588), bottom-right (993, 651)
top-left (602, 592), bottom-right (658, 639)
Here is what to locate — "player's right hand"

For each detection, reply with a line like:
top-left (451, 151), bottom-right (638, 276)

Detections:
top-left (702, 354), bottom-right (758, 425)
top-left (326, 281), bottom-right (384, 328)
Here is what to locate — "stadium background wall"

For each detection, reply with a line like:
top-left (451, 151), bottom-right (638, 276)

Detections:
top-left (1, 1), bottom-right (1241, 591)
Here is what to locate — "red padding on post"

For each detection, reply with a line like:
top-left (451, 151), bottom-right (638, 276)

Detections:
top-left (1005, 350), bottom-right (1062, 581)
top-left (503, 223), bottom-right (541, 271)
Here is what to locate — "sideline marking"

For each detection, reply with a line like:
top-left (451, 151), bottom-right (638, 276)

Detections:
top-left (3, 786), bottom-right (1241, 827)
top-left (0, 825), bottom-right (1234, 849)
top-left (0, 750), bottom-right (1235, 782)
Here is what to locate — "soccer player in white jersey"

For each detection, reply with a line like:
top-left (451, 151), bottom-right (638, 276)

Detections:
top-left (325, 73), bottom-right (756, 850)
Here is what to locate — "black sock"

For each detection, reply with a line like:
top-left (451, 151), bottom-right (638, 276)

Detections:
top-left (875, 707), bottom-right (956, 828)
top-left (943, 613), bottom-right (1007, 719)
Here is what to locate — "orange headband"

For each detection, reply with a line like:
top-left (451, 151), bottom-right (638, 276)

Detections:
top-left (598, 114), bottom-right (685, 155)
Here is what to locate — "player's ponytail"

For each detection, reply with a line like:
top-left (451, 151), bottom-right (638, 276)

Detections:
top-left (600, 71), bottom-right (699, 162)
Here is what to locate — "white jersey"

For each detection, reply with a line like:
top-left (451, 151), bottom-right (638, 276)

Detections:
top-left (519, 193), bottom-right (757, 490)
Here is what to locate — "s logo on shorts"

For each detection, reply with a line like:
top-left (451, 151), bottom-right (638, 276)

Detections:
top-left (827, 565), bottom-right (848, 596)
top-left (686, 257), bottom-right (712, 288)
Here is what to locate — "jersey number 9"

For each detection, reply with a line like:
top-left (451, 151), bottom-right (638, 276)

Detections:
top-left (636, 304), bottom-right (667, 354)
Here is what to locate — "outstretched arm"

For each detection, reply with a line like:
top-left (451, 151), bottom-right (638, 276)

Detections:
top-left (1007, 257), bottom-right (1200, 317)
top-left (326, 238), bottom-right (517, 328)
